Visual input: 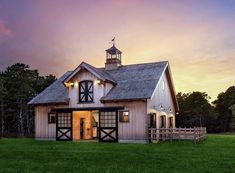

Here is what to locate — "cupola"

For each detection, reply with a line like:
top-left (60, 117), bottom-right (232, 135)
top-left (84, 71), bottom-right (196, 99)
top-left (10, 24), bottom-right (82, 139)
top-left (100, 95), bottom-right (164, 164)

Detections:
top-left (105, 42), bottom-right (122, 70)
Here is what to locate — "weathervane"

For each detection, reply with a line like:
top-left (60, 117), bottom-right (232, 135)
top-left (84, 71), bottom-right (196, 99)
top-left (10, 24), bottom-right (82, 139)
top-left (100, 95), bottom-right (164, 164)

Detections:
top-left (110, 37), bottom-right (115, 46)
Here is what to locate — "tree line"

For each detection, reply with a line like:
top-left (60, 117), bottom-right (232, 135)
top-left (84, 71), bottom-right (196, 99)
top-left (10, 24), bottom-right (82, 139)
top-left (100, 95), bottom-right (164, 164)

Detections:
top-left (176, 87), bottom-right (235, 133)
top-left (0, 63), bottom-right (234, 137)
top-left (0, 63), bottom-right (56, 137)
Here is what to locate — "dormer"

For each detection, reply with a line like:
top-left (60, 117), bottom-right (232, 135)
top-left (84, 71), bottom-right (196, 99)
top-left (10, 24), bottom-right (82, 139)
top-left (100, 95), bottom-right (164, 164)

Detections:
top-left (62, 62), bottom-right (116, 107)
top-left (105, 44), bottom-right (122, 70)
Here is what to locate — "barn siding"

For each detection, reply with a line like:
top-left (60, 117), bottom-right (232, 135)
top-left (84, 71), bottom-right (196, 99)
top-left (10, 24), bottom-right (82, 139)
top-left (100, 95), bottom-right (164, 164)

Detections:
top-left (147, 72), bottom-right (176, 128)
top-left (35, 105), bottom-right (67, 140)
top-left (105, 101), bottom-right (147, 141)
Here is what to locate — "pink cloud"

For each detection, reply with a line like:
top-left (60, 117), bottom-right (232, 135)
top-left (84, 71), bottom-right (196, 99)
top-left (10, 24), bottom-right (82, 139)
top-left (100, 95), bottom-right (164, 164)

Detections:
top-left (0, 20), bottom-right (12, 44)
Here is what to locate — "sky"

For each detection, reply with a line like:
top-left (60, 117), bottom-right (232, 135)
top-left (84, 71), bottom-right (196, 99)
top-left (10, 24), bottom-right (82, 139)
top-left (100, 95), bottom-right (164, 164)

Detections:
top-left (0, 0), bottom-right (235, 101)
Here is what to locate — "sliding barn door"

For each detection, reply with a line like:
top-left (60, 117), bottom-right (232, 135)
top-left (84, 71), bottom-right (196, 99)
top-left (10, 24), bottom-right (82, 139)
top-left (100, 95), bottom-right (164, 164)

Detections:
top-left (56, 112), bottom-right (72, 141)
top-left (99, 110), bottom-right (118, 142)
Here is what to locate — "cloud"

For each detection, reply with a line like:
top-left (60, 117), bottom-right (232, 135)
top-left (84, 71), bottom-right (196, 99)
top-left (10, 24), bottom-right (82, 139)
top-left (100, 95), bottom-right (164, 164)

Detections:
top-left (0, 20), bottom-right (12, 45)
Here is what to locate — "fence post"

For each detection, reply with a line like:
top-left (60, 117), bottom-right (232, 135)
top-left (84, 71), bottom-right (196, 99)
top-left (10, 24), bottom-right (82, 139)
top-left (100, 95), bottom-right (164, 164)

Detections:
top-left (193, 127), bottom-right (196, 144)
top-left (178, 127), bottom-right (181, 141)
top-left (199, 127), bottom-right (201, 141)
top-left (148, 128), bottom-right (150, 143)
top-left (170, 128), bottom-right (173, 143)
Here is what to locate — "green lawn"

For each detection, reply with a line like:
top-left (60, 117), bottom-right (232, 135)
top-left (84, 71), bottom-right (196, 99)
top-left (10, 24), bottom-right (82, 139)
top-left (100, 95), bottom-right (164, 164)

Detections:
top-left (0, 135), bottom-right (235, 173)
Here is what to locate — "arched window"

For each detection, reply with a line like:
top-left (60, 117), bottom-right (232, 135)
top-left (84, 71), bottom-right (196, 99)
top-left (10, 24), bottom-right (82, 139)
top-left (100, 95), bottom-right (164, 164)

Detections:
top-left (79, 80), bottom-right (93, 103)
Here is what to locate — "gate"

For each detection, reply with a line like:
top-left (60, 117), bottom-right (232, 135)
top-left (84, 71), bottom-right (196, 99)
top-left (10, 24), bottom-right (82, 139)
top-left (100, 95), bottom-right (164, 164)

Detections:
top-left (56, 112), bottom-right (72, 141)
top-left (99, 110), bottom-right (118, 142)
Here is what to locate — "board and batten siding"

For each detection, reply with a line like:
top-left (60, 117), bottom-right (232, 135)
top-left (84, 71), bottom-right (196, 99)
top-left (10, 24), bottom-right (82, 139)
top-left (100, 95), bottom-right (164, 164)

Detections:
top-left (68, 70), bottom-right (113, 108)
top-left (147, 72), bottom-right (176, 128)
top-left (35, 105), bottom-right (66, 140)
top-left (105, 101), bottom-right (147, 141)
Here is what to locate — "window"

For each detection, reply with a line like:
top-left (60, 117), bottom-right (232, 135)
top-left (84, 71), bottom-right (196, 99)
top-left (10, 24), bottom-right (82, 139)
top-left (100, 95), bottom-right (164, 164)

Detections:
top-left (160, 115), bottom-right (166, 128)
top-left (57, 113), bottom-right (71, 127)
top-left (149, 113), bottom-right (156, 128)
top-left (169, 117), bottom-right (173, 128)
top-left (100, 111), bottom-right (116, 127)
top-left (119, 111), bottom-right (129, 123)
top-left (79, 80), bottom-right (93, 103)
top-left (48, 112), bottom-right (56, 124)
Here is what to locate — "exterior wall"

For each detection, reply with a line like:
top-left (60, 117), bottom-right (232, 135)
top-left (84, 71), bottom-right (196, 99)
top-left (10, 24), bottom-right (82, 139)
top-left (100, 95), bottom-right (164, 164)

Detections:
top-left (68, 70), bottom-right (113, 108)
top-left (105, 101), bottom-right (147, 141)
top-left (147, 72), bottom-right (176, 129)
top-left (155, 111), bottom-right (175, 129)
top-left (35, 105), bottom-right (67, 140)
top-left (35, 101), bottom-right (148, 141)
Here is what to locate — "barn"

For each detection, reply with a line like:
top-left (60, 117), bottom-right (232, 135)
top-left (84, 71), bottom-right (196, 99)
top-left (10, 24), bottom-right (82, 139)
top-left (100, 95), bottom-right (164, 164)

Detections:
top-left (28, 44), bottom-right (179, 143)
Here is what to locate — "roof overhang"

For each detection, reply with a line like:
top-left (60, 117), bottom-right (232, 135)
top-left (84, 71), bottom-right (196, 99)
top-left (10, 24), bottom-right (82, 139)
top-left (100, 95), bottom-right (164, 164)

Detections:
top-left (100, 98), bottom-right (147, 103)
top-left (165, 64), bottom-right (179, 112)
top-left (51, 106), bottom-right (125, 112)
top-left (28, 100), bottom-right (69, 106)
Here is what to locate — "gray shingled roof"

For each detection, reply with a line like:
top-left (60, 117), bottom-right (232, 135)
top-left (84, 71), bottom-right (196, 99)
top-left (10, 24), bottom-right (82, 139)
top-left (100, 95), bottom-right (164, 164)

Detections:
top-left (28, 71), bottom-right (72, 105)
top-left (100, 61), bottom-right (168, 101)
top-left (28, 61), bottom-right (168, 105)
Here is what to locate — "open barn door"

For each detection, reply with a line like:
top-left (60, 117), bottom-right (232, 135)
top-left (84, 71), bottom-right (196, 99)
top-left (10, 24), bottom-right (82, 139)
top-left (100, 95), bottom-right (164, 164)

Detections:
top-left (99, 110), bottom-right (118, 142)
top-left (56, 112), bottom-right (72, 141)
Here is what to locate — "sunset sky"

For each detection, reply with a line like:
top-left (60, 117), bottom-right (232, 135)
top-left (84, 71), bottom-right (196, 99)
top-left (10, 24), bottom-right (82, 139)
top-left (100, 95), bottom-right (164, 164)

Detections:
top-left (0, 0), bottom-right (235, 101)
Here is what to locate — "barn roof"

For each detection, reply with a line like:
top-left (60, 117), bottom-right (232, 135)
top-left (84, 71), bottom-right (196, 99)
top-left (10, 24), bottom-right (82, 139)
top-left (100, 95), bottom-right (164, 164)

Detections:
top-left (28, 61), bottom-right (177, 109)
top-left (28, 71), bottom-right (72, 105)
top-left (100, 61), bottom-right (168, 101)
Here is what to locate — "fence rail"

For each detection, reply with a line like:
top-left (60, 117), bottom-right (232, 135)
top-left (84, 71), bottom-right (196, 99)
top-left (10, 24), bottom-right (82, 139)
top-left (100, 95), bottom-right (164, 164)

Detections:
top-left (149, 127), bottom-right (207, 144)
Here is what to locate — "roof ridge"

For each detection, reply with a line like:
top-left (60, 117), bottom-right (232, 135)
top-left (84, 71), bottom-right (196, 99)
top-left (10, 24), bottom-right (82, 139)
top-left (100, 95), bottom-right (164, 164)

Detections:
top-left (122, 61), bottom-right (168, 67)
top-left (97, 61), bottom-right (168, 70)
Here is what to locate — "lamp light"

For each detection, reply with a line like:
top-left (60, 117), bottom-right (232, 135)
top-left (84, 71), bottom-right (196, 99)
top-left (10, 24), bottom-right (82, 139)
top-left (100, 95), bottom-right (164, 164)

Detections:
top-left (97, 79), bottom-right (102, 85)
top-left (153, 104), bottom-right (164, 111)
top-left (64, 82), bottom-right (74, 87)
top-left (166, 107), bottom-right (172, 113)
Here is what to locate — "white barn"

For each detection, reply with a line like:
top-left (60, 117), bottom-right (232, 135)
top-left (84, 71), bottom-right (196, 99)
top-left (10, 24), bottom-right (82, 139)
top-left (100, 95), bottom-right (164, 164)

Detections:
top-left (28, 44), bottom-right (179, 143)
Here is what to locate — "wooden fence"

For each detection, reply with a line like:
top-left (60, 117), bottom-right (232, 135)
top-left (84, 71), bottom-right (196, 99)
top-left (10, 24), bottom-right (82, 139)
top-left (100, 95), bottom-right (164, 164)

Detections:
top-left (149, 127), bottom-right (207, 144)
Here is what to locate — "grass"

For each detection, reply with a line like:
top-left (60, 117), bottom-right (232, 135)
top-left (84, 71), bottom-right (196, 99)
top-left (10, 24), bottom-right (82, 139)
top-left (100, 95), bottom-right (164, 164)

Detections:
top-left (0, 135), bottom-right (235, 173)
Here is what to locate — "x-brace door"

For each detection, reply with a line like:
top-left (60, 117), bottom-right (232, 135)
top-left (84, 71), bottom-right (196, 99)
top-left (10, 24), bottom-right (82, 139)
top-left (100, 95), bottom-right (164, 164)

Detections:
top-left (99, 110), bottom-right (118, 142)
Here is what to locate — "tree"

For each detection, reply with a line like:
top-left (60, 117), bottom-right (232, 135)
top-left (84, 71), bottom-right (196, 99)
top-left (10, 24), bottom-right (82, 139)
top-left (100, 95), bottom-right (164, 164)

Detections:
top-left (34, 74), bottom-right (56, 94)
top-left (2, 63), bottom-right (56, 137)
top-left (229, 104), bottom-right (235, 116)
top-left (213, 86), bottom-right (235, 132)
top-left (176, 91), bottom-right (219, 132)
top-left (0, 75), bottom-right (7, 138)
